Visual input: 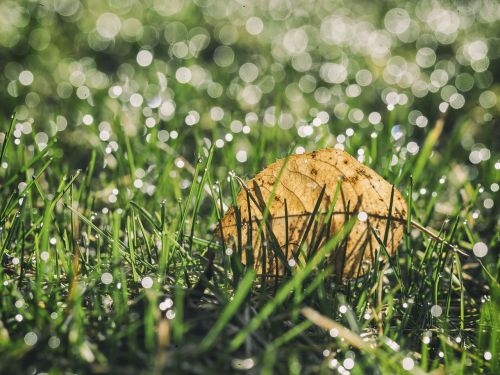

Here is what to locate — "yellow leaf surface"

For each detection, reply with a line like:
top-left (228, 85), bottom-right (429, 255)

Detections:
top-left (218, 149), bottom-right (407, 278)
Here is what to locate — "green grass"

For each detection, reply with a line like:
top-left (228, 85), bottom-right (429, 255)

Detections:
top-left (0, 0), bottom-right (499, 373)
top-left (0, 109), bottom-right (498, 374)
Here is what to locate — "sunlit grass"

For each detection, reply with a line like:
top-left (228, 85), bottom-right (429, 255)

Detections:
top-left (0, 108), bottom-right (498, 373)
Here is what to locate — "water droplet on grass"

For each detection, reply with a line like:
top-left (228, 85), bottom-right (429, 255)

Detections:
top-left (430, 304), bottom-right (442, 317)
top-left (101, 273), bottom-right (113, 285)
top-left (24, 332), bottom-right (38, 346)
top-left (402, 357), bottom-right (414, 371)
top-left (357, 211), bottom-right (368, 222)
top-left (473, 242), bottom-right (488, 257)
top-left (141, 276), bottom-right (153, 289)
top-left (48, 336), bottom-right (60, 349)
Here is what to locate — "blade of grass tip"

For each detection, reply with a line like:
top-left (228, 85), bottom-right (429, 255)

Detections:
top-left (337, 200), bottom-right (351, 281)
top-left (405, 175), bottom-right (414, 282)
top-left (0, 113), bottom-right (16, 168)
top-left (229, 171), bottom-right (239, 207)
top-left (475, 257), bottom-right (500, 289)
top-left (260, 229), bottom-right (267, 282)
top-left (370, 130), bottom-right (378, 166)
top-left (176, 155), bottom-right (202, 242)
top-left (324, 179), bottom-right (342, 225)
top-left (205, 173), bottom-right (221, 220)
top-left (32, 175), bottom-right (47, 201)
top-left (245, 189), bottom-right (254, 272)
top-left (225, 182), bottom-right (244, 281)
top-left (230, 206), bottom-right (244, 285)
top-left (308, 207), bottom-right (332, 264)
top-left (0, 191), bottom-right (16, 224)
top-left (410, 219), bottom-right (468, 256)
top-left (422, 185), bottom-right (443, 227)
top-left (81, 149), bottom-right (96, 208)
top-left (130, 201), bottom-right (161, 231)
top-left (19, 223), bottom-right (26, 283)
top-left (296, 184), bottom-right (327, 263)
top-left (126, 215), bottom-right (139, 282)
top-left (200, 270), bottom-right (256, 351)
top-left (259, 155), bottom-right (290, 235)
top-left (123, 132), bottom-right (136, 179)
top-left (412, 116), bottom-right (445, 184)
top-left (370, 226), bottom-right (403, 292)
top-left (383, 185), bottom-right (395, 247)
top-left (453, 252), bottom-right (465, 332)
top-left (433, 224), bottom-right (453, 297)
top-left (160, 200), bottom-right (166, 229)
top-left (159, 226), bottom-right (171, 281)
top-left (189, 146), bottom-right (215, 254)
top-left (0, 197), bottom-right (24, 261)
top-left (435, 218), bottom-right (461, 309)
top-left (414, 223), bottom-right (444, 285)
top-left (68, 185), bottom-right (80, 306)
top-left (406, 176), bottom-right (413, 238)
top-left (203, 173), bottom-right (226, 252)
top-left (284, 199), bottom-right (289, 264)
top-left (216, 176), bottom-right (233, 257)
top-left (136, 216), bottom-right (154, 264)
top-left (0, 157), bottom-right (53, 221)
top-left (60, 229), bottom-right (71, 280)
top-left (111, 211), bottom-right (128, 317)
top-left (2, 138), bottom-right (54, 188)
top-left (443, 218), bottom-right (463, 322)
top-left (380, 111), bottom-right (396, 173)
top-left (235, 204), bottom-right (243, 259)
top-left (229, 217), bottom-right (356, 351)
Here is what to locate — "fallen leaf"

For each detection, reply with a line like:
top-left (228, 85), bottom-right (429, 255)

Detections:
top-left (218, 148), bottom-right (407, 278)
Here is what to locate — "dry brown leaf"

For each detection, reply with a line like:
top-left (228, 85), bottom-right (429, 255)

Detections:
top-left (217, 148), bottom-right (407, 279)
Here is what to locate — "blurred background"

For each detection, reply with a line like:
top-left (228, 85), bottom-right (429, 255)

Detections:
top-left (0, 0), bottom-right (498, 229)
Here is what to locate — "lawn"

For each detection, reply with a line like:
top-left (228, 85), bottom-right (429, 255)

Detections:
top-left (0, 0), bottom-right (498, 374)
